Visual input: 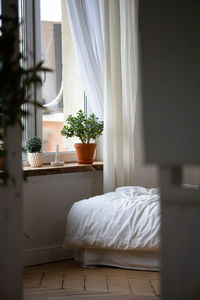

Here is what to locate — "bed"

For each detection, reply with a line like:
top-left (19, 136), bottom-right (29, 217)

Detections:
top-left (63, 186), bottom-right (161, 271)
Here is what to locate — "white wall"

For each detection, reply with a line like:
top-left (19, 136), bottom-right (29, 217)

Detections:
top-left (61, 0), bottom-right (84, 151)
top-left (23, 171), bottom-right (103, 266)
top-left (134, 93), bottom-right (159, 188)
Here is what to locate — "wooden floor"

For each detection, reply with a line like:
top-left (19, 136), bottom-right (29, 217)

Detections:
top-left (24, 259), bottom-right (161, 300)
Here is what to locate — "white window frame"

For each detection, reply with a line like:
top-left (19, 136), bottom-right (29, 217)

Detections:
top-left (23, 0), bottom-right (42, 140)
top-left (23, 0), bottom-right (77, 164)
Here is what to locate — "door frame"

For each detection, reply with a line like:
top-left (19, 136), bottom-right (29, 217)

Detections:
top-left (0, 1), bottom-right (23, 299)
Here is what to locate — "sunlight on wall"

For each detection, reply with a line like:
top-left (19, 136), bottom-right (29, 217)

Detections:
top-left (61, 0), bottom-right (84, 150)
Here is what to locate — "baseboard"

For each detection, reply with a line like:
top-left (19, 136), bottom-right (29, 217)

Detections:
top-left (24, 244), bottom-right (74, 266)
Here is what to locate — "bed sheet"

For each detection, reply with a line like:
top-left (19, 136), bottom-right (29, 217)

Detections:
top-left (63, 186), bottom-right (160, 251)
top-left (74, 248), bottom-right (160, 271)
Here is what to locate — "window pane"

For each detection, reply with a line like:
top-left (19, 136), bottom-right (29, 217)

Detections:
top-left (41, 0), bottom-right (84, 153)
top-left (41, 0), bottom-right (64, 152)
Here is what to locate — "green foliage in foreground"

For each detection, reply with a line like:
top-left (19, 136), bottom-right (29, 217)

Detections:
top-left (0, 5), bottom-right (51, 184)
top-left (61, 110), bottom-right (104, 144)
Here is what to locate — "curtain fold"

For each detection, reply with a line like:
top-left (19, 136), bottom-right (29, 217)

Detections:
top-left (66, 0), bottom-right (104, 120)
top-left (100, 0), bottom-right (139, 192)
top-left (66, 0), bottom-right (139, 192)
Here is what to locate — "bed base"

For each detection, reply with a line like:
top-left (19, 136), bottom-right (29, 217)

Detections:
top-left (74, 248), bottom-right (160, 271)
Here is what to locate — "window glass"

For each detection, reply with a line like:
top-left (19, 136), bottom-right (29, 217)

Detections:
top-left (41, 0), bottom-right (64, 152)
top-left (41, 0), bottom-right (84, 153)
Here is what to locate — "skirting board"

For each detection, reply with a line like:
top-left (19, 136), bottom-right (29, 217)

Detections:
top-left (24, 244), bottom-right (74, 266)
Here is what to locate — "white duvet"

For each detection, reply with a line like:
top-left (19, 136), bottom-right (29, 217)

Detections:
top-left (63, 186), bottom-right (160, 251)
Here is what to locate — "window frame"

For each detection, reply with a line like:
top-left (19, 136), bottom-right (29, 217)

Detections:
top-left (23, 0), bottom-right (42, 139)
top-left (23, 0), bottom-right (78, 163)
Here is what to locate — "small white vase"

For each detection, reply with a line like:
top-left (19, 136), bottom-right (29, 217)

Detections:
top-left (27, 152), bottom-right (43, 168)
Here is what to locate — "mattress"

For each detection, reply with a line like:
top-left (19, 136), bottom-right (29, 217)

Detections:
top-left (74, 248), bottom-right (160, 271)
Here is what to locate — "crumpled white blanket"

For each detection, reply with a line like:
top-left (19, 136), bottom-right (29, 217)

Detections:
top-left (63, 186), bottom-right (160, 251)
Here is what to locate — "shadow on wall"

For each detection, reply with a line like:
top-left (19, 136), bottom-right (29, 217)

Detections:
top-left (48, 219), bottom-right (66, 246)
top-left (134, 91), bottom-right (158, 188)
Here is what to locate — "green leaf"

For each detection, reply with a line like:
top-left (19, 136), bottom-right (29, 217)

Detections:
top-left (61, 110), bottom-right (104, 144)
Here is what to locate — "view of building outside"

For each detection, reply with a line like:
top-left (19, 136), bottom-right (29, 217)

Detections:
top-left (41, 0), bottom-right (84, 152)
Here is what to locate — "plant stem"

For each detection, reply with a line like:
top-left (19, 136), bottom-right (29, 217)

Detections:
top-left (80, 137), bottom-right (85, 144)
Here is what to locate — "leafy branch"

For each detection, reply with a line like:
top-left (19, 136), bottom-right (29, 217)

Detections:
top-left (0, 6), bottom-right (51, 185)
top-left (61, 110), bottom-right (104, 144)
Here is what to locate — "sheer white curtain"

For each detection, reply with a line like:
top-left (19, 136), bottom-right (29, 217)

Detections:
top-left (66, 0), bottom-right (139, 192)
top-left (100, 0), bottom-right (139, 192)
top-left (66, 0), bottom-right (104, 120)
top-left (41, 22), bottom-right (57, 105)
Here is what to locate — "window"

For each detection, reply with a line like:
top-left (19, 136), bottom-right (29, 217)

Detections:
top-left (40, 0), bottom-right (64, 152)
top-left (22, 0), bottom-right (84, 157)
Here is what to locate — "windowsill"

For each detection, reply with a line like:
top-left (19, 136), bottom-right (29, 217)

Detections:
top-left (23, 161), bottom-right (103, 177)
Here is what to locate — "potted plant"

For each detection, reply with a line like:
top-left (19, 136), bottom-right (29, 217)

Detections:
top-left (61, 110), bottom-right (104, 164)
top-left (26, 137), bottom-right (43, 168)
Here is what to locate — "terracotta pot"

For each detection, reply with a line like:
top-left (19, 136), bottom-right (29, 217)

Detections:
top-left (27, 152), bottom-right (43, 168)
top-left (74, 143), bottom-right (96, 164)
